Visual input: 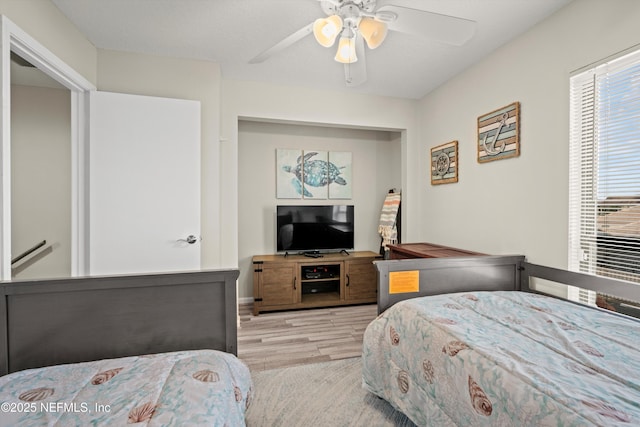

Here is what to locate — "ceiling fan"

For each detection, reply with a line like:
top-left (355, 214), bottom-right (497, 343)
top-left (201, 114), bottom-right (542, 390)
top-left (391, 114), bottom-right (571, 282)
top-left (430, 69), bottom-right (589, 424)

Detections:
top-left (249, 0), bottom-right (477, 87)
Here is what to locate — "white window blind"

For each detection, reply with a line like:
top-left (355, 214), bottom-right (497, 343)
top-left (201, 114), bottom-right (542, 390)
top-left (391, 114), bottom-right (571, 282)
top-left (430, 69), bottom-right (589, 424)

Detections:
top-left (569, 47), bottom-right (640, 303)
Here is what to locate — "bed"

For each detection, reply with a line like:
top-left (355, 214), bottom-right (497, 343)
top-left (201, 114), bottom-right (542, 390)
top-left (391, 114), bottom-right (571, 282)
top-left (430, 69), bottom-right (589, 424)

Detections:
top-left (0, 268), bottom-right (253, 426)
top-left (363, 256), bottom-right (640, 426)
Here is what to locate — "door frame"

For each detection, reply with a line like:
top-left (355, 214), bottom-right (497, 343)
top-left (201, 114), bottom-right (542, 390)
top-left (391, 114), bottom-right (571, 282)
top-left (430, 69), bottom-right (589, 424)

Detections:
top-left (0, 16), bottom-right (95, 280)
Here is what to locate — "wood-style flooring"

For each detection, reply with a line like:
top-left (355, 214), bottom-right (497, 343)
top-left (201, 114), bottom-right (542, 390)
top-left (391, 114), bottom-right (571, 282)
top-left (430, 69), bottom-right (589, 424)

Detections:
top-left (237, 303), bottom-right (378, 372)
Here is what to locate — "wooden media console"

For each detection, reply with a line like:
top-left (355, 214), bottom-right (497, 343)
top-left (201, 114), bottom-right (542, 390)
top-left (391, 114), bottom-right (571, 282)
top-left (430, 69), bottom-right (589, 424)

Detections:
top-left (252, 251), bottom-right (380, 315)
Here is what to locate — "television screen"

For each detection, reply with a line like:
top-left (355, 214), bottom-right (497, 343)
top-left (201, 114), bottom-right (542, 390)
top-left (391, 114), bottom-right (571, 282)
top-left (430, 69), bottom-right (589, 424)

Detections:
top-left (276, 205), bottom-right (354, 253)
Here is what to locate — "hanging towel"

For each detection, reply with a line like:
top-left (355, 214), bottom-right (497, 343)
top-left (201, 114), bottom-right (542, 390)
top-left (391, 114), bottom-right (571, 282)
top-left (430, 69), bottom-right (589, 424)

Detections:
top-left (378, 192), bottom-right (401, 251)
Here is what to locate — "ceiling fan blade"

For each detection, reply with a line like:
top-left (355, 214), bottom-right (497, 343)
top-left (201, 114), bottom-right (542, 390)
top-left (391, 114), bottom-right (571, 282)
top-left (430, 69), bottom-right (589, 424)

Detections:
top-left (344, 36), bottom-right (367, 87)
top-left (378, 5), bottom-right (477, 46)
top-left (249, 23), bottom-right (313, 64)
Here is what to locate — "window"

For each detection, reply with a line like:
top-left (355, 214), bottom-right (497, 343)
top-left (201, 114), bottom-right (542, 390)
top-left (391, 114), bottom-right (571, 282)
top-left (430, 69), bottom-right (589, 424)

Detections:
top-left (569, 47), bottom-right (640, 302)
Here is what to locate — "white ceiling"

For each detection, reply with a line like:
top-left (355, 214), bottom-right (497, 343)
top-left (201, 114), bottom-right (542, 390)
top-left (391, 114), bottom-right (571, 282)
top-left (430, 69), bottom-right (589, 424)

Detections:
top-left (50, 0), bottom-right (572, 100)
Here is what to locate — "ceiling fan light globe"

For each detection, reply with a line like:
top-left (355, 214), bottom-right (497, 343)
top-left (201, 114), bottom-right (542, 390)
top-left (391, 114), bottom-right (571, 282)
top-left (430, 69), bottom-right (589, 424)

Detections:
top-left (313, 15), bottom-right (343, 47)
top-left (358, 17), bottom-right (387, 49)
top-left (334, 37), bottom-right (357, 64)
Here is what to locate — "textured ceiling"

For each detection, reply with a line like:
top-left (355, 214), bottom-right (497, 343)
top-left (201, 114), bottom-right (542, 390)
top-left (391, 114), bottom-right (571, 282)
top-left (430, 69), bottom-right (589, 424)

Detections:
top-left (51, 0), bottom-right (572, 99)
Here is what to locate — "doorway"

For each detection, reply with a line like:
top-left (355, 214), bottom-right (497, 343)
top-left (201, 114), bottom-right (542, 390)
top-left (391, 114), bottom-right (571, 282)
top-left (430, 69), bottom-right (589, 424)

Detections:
top-left (0, 16), bottom-right (95, 280)
top-left (10, 52), bottom-right (72, 279)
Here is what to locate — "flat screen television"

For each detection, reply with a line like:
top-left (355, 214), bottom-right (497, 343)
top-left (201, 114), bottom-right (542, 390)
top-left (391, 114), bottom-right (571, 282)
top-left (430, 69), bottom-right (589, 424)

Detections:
top-left (276, 205), bottom-right (354, 254)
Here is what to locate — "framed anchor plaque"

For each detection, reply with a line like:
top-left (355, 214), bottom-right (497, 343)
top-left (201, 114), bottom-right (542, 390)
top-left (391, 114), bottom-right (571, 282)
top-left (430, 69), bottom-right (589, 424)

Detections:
top-left (477, 102), bottom-right (520, 163)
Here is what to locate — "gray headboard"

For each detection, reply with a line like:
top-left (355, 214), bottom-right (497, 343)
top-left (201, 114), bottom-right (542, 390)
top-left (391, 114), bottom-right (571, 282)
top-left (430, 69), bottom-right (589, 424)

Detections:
top-left (0, 269), bottom-right (239, 375)
top-left (375, 255), bottom-right (640, 317)
top-left (375, 255), bottom-right (525, 313)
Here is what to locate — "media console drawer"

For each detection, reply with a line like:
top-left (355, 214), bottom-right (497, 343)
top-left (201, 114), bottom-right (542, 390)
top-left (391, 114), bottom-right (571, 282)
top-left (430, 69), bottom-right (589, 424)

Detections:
top-left (252, 251), bottom-right (380, 315)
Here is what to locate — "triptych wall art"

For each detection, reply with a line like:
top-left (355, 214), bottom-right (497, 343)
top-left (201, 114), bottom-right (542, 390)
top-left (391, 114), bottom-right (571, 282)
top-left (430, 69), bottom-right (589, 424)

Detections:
top-left (429, 101), bottom-right (520, 185)
top-left (276, 149), bottom-right (352, 199)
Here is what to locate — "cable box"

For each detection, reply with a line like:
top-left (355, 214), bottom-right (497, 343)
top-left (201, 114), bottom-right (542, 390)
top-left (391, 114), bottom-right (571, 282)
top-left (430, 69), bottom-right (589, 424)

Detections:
top-left (301, 265), bottom-right (339, 280)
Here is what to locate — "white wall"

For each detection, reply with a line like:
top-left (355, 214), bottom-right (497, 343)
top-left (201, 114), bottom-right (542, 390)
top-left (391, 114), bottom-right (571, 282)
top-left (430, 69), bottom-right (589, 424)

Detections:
top-left (11, 84), bottom-right (70, 279)
top-left (416, 0), bottom-right (640, 282)
top-left (237, 120), bottom-right (401, 299)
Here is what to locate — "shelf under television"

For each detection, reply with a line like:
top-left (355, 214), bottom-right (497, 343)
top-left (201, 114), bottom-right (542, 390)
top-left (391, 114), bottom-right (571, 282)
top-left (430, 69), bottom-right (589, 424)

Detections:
top-left (301, 291), bottom-right (341, 305)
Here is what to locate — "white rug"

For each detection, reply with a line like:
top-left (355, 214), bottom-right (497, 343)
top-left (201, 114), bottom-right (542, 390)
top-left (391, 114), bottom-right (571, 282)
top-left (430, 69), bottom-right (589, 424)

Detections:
top-left (245, 357), bottom-right (416, 427)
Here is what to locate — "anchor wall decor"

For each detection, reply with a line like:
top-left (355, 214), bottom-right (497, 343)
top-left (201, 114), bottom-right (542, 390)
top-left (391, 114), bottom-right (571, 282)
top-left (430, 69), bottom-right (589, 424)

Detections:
top-left (477, 102), bottom-right (520, 163)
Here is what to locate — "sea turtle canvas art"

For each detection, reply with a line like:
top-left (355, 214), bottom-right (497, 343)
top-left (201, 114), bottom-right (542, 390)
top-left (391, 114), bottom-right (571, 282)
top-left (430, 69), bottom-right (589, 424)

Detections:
top-left (327, 151), bottom-right (352, 199)
top-left (276, 149), bottom-right (352, 199)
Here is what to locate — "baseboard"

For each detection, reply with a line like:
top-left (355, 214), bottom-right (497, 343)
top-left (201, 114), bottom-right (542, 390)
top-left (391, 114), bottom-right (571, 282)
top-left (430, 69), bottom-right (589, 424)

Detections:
top-left (238, 296), bottom-right (253, 305)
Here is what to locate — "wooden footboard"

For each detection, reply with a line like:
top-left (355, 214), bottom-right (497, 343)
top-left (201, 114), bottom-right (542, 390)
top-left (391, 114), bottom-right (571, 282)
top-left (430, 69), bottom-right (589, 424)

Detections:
top-left (0, 269), bottom-right (239, 375)
top-left (375, 255), bottom-right (525, 313)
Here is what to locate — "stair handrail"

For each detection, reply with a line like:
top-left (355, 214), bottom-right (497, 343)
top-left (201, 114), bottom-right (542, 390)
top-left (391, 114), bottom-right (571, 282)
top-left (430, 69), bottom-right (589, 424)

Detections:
top-left (11, 240), bottom-right (47, 265)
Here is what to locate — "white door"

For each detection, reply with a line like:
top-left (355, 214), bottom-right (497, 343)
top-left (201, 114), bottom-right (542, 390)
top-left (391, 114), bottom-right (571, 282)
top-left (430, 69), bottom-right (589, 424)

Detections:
top-left (89, 91), bottom-right (201, 275)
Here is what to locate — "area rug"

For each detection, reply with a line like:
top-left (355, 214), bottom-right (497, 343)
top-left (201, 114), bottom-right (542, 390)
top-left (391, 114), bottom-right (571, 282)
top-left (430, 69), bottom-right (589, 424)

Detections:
top-left (245, 357), bottom-right (416, 426)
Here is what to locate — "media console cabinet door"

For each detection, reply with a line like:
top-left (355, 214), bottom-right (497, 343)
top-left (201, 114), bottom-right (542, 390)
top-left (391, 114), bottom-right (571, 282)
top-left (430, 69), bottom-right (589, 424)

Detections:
top-left (257, 262), bottom-right (298, 307)
top-left (345, 258), bottom-right (377, 301)
top-left (89, 91), bottom-right (201, 275)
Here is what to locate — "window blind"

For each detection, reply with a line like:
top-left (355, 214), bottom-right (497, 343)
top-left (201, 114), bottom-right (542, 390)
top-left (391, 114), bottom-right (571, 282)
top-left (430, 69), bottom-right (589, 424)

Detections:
top-left (569, 48), bottom-right (640, 299)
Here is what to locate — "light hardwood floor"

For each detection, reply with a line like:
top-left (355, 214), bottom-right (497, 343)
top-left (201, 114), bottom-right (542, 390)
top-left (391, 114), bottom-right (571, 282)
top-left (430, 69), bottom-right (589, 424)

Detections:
top-left (237, 303), bottom-right (378, 372)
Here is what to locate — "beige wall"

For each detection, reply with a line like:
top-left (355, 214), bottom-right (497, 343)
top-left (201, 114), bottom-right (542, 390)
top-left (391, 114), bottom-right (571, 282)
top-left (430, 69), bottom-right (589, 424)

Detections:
top-left (221, 80), bottom-right (418, 299)
top-left (11, 84), bottom-right (70, 279)
top-left (0, 0), bottom-right (97, 85)
top-left (0, 1), bottom-right (93, 280)
top-left (96, 49), bottom-right (223, 268)
top-left (237, 120), bottom-right (401, 299)
top-left (4, 0), bottom-right (640, 298)
top-left (221, 80), bottom-right (418, 282)
top-left (0, 3), bottom-right (226, 272)
top-left (415, 0), bottom-right (640, 294)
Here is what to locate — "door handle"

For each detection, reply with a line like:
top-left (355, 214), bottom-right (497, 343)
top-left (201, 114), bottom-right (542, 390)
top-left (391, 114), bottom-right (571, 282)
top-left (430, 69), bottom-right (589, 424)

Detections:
top-left (177, 235), bottom-right (199, 244)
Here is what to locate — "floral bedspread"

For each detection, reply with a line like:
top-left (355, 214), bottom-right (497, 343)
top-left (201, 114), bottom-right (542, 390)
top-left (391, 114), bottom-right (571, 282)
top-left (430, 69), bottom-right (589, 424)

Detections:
top-left (0, 349), bottom-right (252, 426)
top-left (362, 291), bottom-right (640, 426)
